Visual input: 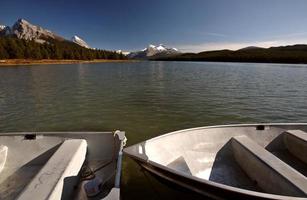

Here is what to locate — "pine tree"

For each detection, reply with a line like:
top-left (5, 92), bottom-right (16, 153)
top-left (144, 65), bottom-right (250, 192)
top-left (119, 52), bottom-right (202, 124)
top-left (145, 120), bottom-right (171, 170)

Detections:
top-left (0, 36), bottom-right (126, 60)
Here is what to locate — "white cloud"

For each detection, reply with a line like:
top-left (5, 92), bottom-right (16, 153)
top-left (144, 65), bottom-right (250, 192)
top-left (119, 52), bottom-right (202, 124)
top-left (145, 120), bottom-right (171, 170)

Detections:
top-left (176, 33), bottom-right (307, 52)
top-left (272, 32), bottom-right (307, 39)
top-left (176, 38), bottom-right (307, 53)
top-left (201, 32), bottom-right (228, 38)
top-left (176, 41), bottom-right (276, 52)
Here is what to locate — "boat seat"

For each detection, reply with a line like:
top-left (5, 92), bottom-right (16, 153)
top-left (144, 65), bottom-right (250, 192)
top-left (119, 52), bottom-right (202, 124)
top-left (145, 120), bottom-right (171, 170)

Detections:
top-left (17, 139), bottom-right (87, 200)
top-left (167, 156), bottom-right (192, 175)
top-left (231, 135), bottom-right (307, 197)
top-left (284, 130), bottom-right (307, 164)
top-left (181, 151), bottom-right (215, 179)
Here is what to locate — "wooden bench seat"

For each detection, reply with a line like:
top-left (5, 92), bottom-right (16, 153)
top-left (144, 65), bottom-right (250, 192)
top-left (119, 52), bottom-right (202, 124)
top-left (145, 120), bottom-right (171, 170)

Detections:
top-left (17, 139), bottom-right (87, 200)
top-left (231, 135), bottom-right (307, 197)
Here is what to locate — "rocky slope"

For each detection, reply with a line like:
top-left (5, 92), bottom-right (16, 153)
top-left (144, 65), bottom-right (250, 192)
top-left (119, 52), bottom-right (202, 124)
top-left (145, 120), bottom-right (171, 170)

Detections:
top-left (0, 19), bottom-right (90, 48)
top-left (71, 35), bottom-right (90, 48)
top-left (0, 19), bottom-right (65, 43)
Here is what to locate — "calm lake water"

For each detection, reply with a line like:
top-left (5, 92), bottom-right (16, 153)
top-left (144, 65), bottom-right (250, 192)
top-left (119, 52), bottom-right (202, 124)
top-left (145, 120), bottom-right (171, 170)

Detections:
top-left (1, 61), bottom-right (307, 199)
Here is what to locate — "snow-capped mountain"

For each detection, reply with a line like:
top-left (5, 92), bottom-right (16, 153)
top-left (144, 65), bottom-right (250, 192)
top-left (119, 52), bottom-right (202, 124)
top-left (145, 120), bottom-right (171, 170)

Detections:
top-left (71, 35), bottom-right (90, 48)
top-left (0, 19), bottom-right (90, 48)
top-left (128, 44), bottom-right (180, 59)
top-left (116, 50), bottom-right (130, 56)
top-left (0, 25), bottom-right (6, 31)
top-left (0, 25), bottom-right (11, 36)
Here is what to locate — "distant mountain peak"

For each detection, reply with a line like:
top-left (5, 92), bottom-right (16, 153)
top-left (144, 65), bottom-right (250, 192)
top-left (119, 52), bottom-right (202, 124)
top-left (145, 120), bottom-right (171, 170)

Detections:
top-left (16, 18), bottom-right (29, 24)
top-left (238, 46), bottom-right (264, 51)
top-left (0, 18), bottom-right (91, 48)
top-left (128, 44), bottom-right (180, 59)
top-left (71, 35), bottom-right (90, 48)
top-left (0, 18), bottom-right (65, 43)
top-left (0, 25), bottom-right (6, 31)
top-left (147, 44), bottom-right (167, 51)
top-left (116, 50), bottom-right (130, 56)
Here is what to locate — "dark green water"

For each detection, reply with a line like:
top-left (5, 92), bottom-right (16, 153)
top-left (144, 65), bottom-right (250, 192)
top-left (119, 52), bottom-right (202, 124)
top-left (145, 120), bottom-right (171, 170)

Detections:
top-left (1, 61), bottom-right (307, 199)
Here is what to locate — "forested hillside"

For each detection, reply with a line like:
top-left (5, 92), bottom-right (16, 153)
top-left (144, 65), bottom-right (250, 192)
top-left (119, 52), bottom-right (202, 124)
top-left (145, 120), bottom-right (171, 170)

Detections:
top-left (155, 45), bottom-right (307, 64)
top-left (0, 36), bottom-right (126, 60)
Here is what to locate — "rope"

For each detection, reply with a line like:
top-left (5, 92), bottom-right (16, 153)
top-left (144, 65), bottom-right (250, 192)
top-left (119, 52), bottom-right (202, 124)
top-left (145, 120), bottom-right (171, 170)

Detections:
top-left (81, 134), bottom-right (118, 180)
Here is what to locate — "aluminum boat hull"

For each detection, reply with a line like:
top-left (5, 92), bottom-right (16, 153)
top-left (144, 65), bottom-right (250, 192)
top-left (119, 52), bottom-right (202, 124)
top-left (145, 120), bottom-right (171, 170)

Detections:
top-left (124, 124), bottom-right (307, 200)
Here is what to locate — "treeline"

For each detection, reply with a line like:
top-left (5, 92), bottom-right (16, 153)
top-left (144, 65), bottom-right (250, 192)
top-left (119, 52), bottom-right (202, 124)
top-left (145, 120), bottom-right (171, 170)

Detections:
top-left (156, 45), bottom-right (307, 64)
top-left (0, 36), bottom-right (126, 60)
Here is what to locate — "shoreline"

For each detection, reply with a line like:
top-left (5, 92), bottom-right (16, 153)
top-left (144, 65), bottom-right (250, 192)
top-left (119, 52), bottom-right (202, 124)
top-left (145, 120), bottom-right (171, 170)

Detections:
top-left (0, 59), bottom-right (135, 66)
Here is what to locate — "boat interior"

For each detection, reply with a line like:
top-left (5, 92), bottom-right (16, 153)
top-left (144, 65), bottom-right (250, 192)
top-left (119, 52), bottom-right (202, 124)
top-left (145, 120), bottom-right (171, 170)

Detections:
top-left (0, 131), bottom-right (124, 200)
top-left (130, 124), bottom-right (307, 198)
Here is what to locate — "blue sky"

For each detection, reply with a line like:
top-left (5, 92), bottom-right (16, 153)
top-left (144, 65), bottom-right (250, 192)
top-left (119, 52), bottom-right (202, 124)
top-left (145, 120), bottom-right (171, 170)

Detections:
top-left (1, 0), bottom-right (307, 52)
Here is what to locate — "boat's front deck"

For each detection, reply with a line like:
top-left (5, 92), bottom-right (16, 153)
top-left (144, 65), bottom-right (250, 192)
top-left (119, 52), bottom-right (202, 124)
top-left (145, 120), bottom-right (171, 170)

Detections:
top-left (0, 136), bottom-right (63, 199)
top-left (0, 132), bottom-right (122, 200)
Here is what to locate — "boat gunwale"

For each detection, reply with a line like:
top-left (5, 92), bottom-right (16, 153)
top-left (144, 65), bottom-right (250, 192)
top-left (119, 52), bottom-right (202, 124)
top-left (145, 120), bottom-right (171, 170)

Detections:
top-left (0, 131), bottom-right (114, 136)
top-left (124, 123), bottom-right (307, 200)
top-left (144, 123), bottom-right (307, 143)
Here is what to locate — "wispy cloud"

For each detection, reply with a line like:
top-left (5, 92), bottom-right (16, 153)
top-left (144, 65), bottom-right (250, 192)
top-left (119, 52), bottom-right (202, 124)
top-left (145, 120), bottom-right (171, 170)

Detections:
top-left (271, 32), bottom-right (307, 39)
top-left (189, 31), bottom-right (228, 38)
top-left (175, 30), bottom-right (307, 53)
top-left (176, 38), bottom-right (307, 53)
top-left (176, 41), bottom-right (276, 52)
top-left (202, 32), bottom-right (228, 38)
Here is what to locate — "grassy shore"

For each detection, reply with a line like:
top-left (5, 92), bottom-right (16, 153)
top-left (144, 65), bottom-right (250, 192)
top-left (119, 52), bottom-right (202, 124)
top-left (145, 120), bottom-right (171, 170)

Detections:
top-left (0, 59), bottom-right (134, 66)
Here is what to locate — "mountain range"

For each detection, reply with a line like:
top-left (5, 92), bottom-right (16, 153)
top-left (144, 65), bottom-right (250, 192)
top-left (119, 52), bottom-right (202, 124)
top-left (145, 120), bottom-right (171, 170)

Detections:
top-left (127, 44), bottom-right (180, 59)
top-left (0, 19), bottom-right (125, 61)
top-left (0, 19), bottom-right (180, 59)
top-left (0, 19), bottom-right (90, 48)
top-left (2, 18), bottom-right (307, 64)
top-left (156, 44), bottom-right (307, 64)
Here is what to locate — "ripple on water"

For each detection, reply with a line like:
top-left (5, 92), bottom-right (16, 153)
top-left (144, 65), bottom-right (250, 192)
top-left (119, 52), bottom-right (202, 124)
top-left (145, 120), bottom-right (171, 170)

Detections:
top-left (1, 61), bottom-right (307, 199)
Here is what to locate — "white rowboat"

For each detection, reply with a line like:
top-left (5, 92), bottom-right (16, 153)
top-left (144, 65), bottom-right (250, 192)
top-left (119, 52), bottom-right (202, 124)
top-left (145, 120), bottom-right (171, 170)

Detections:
top-left (124, 124), bottom-right (307, 200)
